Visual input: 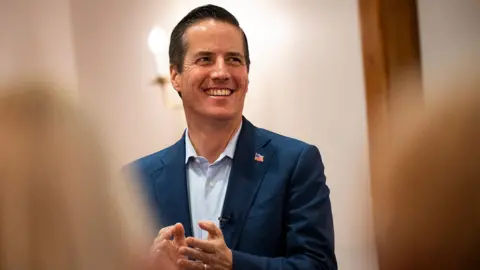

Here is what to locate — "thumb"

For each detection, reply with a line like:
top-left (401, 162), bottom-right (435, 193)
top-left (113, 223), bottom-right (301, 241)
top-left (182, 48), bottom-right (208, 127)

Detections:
top-left (199, 221), bottom-right (223, 239)
top-left (173, 223), bottom-right (186, 246)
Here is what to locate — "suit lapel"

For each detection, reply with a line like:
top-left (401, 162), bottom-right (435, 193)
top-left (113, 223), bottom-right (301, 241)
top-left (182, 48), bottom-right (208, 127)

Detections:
top-left (154, 134), bottom-right (193, 237)
top-left (221, 118), bottom-right (273, 248)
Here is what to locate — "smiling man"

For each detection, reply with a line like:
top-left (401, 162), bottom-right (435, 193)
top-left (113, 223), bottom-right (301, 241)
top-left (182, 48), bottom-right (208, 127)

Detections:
top-left (127, 4), bottom-right (337, 270)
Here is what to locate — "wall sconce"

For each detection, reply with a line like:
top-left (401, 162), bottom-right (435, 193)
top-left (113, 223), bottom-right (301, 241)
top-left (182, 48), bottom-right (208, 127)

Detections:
top-left (148, 26), bottom-right (183, 109)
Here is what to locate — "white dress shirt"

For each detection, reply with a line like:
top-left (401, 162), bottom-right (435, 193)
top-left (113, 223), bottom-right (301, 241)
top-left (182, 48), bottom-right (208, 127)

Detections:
top-left (185, 122), bottom-right (242, 239)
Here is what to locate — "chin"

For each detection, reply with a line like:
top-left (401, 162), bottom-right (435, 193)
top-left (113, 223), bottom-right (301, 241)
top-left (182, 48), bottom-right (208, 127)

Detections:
top-left (203, 109), bottom-right (238, 121)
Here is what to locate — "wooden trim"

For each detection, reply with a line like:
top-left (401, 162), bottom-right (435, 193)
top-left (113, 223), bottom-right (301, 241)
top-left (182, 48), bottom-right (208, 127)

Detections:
top-left (358, 0), bottom-right (423, 267)
top-left (359, 0), bottom-right (423, 145)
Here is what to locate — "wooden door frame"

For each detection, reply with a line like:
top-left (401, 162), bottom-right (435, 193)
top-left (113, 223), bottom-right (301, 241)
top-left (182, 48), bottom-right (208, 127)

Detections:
top-left (358, 0), bottom-right (423, 267)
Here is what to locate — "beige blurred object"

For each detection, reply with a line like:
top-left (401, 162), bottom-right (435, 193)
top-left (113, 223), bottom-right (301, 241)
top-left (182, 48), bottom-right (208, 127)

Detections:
top-left (371, 72), bottom-right (479, 270)
top-left (0, 81), bottom-right (161, 270)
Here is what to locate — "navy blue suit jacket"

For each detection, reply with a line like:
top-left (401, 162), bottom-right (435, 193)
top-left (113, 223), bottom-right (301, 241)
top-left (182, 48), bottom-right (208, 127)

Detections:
top-left (127, 118), bottom-right (337, 269)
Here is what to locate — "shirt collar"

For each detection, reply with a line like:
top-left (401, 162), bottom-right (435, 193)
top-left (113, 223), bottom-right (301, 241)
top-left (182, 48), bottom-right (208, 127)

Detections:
top-left (185, 121), bottom-right (243, 164)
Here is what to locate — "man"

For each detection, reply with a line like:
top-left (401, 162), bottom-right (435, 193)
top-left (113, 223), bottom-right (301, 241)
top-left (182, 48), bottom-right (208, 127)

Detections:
top-left (128, 4), bottom-right (337, 270)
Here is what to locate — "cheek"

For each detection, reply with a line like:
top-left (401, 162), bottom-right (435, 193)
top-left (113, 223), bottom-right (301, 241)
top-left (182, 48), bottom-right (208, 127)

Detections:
top-left (233, 72), bottom-right (249, 90)
top-left (184, 71), bottom-right (207, 89)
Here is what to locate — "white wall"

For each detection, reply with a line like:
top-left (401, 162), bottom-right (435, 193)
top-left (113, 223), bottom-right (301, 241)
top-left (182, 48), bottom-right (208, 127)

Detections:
top-left (417, 0), bottom-right (480, 103)
top-left (69, 0), bottom-right (190, 165)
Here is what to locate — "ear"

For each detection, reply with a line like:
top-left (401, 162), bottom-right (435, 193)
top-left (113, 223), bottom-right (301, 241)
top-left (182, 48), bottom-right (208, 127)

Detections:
top-left (170, 64), bottom-right (181, 93)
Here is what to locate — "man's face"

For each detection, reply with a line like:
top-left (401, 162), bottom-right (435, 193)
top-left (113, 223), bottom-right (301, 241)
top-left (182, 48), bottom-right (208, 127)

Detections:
top-left (171, 19), bottom-right (249, 121)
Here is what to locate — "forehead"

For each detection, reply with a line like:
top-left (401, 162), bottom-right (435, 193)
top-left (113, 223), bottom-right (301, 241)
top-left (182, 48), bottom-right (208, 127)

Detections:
top-left (184, 19), bottom-right (244, 55)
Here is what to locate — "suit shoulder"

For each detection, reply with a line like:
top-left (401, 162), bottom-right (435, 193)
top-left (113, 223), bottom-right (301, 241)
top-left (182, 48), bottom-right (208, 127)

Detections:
top-left (124, 144), bottom-right (175, 176)
top-left (256, 128), bottom-right (326, 172)
top-left (256, 128), bottom-right (316, 153)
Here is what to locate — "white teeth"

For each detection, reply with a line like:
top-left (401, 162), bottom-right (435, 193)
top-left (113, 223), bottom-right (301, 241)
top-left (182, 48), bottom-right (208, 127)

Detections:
top-left (205, 89), bottom-right (233, 96)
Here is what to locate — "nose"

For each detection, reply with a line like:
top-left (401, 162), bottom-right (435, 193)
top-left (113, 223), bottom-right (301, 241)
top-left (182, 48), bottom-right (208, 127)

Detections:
top-left (210, 58), bottom-right (231, 81)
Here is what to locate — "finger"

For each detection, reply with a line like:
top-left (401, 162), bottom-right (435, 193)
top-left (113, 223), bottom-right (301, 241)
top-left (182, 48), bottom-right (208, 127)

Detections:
top-left (158, 225), bottom-right (173, 236)
top-left (155, 228), bottom-right (173, 243)
top-left (185, 237), bottom-right (215, 253)
top-left (198, 221), bottom-right (223, 239)
top-left (178, 247), bottom-right (211, 263)
top-left (177, 259), bottom-right (205, 270)
top-left (173, 223), bottom-right (187, 246)
top-left (150, 239), bottom-right (174, 258)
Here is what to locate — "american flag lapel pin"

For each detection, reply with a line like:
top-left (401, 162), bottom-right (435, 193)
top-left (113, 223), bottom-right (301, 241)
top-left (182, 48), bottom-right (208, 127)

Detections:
top-left (254, 153), bottom-right (264, 162)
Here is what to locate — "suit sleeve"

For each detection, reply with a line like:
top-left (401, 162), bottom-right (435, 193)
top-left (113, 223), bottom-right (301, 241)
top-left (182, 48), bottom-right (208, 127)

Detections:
top-left (231, 145), bottom-right (337, 270)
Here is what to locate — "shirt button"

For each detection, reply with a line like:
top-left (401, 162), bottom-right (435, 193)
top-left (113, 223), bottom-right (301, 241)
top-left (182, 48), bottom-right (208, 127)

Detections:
top-left (209, 180), bottom-right (216, 188)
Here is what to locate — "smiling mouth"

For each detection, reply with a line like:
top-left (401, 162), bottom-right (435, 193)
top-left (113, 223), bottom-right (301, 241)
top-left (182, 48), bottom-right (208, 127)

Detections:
top-left (204, 88), bottom-right (234, 96)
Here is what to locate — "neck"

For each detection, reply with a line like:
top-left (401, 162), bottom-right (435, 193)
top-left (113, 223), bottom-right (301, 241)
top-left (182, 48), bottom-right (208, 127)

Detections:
top-left (186, 114), bottom-right (242, 163)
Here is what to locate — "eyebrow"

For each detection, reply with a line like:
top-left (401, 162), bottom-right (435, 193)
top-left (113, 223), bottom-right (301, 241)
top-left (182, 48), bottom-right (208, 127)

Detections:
top-left (225, 52), bottom-right (244, 58)
top-left (193, 51), bottom-right (214, 57)
top-left (193, 51), bottom-right (245, 59)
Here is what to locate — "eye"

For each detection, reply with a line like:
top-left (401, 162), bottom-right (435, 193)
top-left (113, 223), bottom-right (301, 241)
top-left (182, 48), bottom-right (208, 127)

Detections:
top-left (197, 57), bottom-right (211, 64)
top-left (228, 57), bottom-right (243, 64)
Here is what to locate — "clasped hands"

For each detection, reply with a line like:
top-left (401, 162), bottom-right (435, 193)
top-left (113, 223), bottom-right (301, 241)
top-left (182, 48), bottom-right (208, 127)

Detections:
top-left (150, 221), bottom-right (232, 270)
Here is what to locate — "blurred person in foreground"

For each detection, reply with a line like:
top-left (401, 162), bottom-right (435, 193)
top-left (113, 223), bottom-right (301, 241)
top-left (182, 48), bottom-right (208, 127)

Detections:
top-left (126, 4), bottom-right (337, 270)
top-left (371, 73), bottom-right (479, 270)
top-left (0, 82), bottom-right (178, 270)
